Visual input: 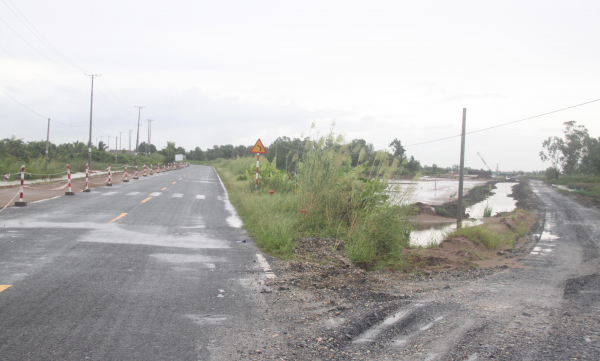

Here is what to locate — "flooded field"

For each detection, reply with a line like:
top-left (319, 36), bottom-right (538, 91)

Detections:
top-left (410, 181), bottom-right (519, 247)
top-left (390, 176), bottom-right (488, 205)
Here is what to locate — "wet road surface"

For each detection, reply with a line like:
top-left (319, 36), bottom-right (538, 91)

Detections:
top-left (336, 180), bottom-right (600, 360)
top-left (0, 165), bottom-right (275, 360)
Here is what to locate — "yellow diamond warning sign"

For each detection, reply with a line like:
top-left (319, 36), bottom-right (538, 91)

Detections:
top-left (250, 139), bottom-right (267, 154)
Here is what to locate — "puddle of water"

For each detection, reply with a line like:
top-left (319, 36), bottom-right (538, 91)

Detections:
top-left (411, 220), bottom-right (482, 247)
top-left (150, 253), bottom-right (225, 266)
top-left (465, 183), bottom-right (518, 218)
top-left (1, 219), bottom-right (231, 249)
top-left (390, 178), bottom-right (488, 205)
top-left (186, 314), bottom-right (228, 325)
top-left (410, 183), bottom-right (518, 247)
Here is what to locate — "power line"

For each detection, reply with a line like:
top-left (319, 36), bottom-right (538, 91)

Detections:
top-left (98, 77), bottom-right (131, 108)
top-left (0, 87), bottom-right (46, 118)
top-left (0, 44), bottom-right (87, 97)
top-left (1, 0), bottom-right (89, 73)
top-left (0, 15), bottom-right (79, 73)
top-left (0, 87), bottom-right (87, 127)
top-left (404, 97), bottom-right (600, 147)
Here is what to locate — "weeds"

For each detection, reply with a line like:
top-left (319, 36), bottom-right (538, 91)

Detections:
top-left (216, 125), bottom-right (414, 269)
top-left (483, 203), bottom-right (493, 217)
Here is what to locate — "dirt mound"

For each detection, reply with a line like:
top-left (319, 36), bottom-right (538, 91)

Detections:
top-left (413, 202), bottom-right (437, 216)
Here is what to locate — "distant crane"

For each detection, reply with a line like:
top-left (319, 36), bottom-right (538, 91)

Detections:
top-left (476, 152), bottom-right (494, 175)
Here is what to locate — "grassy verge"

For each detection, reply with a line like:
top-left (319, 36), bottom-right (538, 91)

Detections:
top-left (448, 209), bottom-right (535, 250)
top-left (213, 130), bottom-right (414, 270)
top-left (217, 161), bottom-right (298, 259)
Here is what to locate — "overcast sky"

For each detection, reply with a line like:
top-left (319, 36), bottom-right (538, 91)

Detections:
top-left (1, 0), bottom-right (599, 171)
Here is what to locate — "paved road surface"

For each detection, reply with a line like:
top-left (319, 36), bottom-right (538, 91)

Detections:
top-left (0, 165), bottom-right (274, 360)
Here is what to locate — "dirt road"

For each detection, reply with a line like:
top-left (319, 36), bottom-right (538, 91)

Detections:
top-left (234, 180), bottom-right (599, 360)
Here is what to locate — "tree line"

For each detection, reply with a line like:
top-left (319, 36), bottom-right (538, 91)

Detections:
top-left (540, 121), bottom-right (600, 179)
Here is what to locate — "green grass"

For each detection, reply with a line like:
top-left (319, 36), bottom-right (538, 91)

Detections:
top-left (483, 203), bottom-right (493, 217)
top-left (450, 226), bottom-right (510, 250)
top-left (215, 128), bottom-right (414, 269)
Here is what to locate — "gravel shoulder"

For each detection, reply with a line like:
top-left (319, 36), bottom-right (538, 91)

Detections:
top-left (226, 180), bottom-right (600, 360)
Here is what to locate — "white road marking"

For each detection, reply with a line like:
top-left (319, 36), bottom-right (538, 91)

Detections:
top-left (101, 192), bottom-right (117, 196)
top-left (172, 193), bottom-right (183, 198)
top-left (126, 192), bottom-right (140, 196)
top-left (196, 195), bottom-right (205, 199)
top-left (149, 192), bottom-right (162, 197)
top-left (30, 196), bottom-right (61, 204)
top-left (256, 254), bottom-right (276, 279)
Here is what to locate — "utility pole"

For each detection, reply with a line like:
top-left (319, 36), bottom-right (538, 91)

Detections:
top-left (134, 106), bottom-right (145, 166)
top-left (147, 119), bottom-right (154, 156)
top-left (129, 130), bottom-right (133, 151)
top-left (44, 118), bottom-right (50, 171)
top-left (147, 119), bottom-right (150, 160)
top-left (457, 108), bottom-right (467, 228)
top-left (85, 74), bottom-right (100, 168)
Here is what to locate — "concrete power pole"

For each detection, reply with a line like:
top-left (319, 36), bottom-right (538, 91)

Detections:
top-left (147, 119), bottom-right (154, 156)
top-left (129, 130), bottom-right (133, 151)
top-left (134, 106), bottom-right (145, 166)
top-left (45, 118), bottom-right (50, 171)
top-left (85, 74), bottom-right (101, 167)
top-left (456, 108), bottom-right (467, 228)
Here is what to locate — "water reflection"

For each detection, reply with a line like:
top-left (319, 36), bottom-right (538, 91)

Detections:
top-left (410, 182), bottom-right (518, 247)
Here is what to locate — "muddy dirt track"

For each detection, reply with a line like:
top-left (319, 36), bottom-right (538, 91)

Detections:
top-left (226, 180), bottom-right (600, 360)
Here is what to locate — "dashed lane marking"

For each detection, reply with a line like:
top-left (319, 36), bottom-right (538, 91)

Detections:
top-left (108, 213), bottom-right (128, 223)
top-left (179, 178), bottom-right (182, 180)
top-left (0, 285), bottom-right (12, 293)
top-left (196, 195), bottom-right (205, 199)
top-left (141, 197), bottom-right (152, 203)
top-left (172, 182), bottom-right (176, 184)
top-left (149, 192), bottom-right (162, 197)
top-left (101, 191), bottom-right (117, 196)
top-left (161, 187), bottom-right (167, 190)
top-left (126, 192), bottom-right (140, 196)
top-left (173, 193), bottom-right (183, 198)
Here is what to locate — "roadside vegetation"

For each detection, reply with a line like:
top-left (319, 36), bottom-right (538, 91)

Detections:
top-left (538, 121), bottom-right (600, 200)
top-left (0, 137), bottom-right (187, 179)
top-left (449, 209), bottom-right (533, 250)
top-left (214, 127), bottom-right (415, 270)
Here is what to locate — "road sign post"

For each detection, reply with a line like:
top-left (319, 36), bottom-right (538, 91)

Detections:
top-left (250, 139), bottom-right (267, 189)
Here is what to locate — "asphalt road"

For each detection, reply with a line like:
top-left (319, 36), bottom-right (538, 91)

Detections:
top-left (0, 165), bottom-right (275, 361)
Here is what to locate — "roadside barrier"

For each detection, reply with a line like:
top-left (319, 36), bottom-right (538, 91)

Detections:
top-left (107, 164), bottom-right (113, 186)
top-left (123, 164), bottom-right (129, 182)
top-left (83, 163), bottom-right (90, 192)
top-left (150, 163), bottom-right (154, 176)
top-left (134, 164), bottom-right (139, 180)
top-left (15, 165), bottom-right (27, 206)
top-left (143, 163), bottom-right (147, 177)
top-left (65, 165), bottom-right (75, 195)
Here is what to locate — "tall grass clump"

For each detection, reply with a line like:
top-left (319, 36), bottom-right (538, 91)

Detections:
top-left (294, 128), bottom-right (412, 269)
top-left (483, 203), bottom-right (493, 217)
top-left (215, 125), bottom-right (414, 269)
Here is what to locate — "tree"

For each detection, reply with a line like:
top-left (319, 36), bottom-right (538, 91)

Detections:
top-left (540, 121), bottom-right (590, 175)
top-left (389, 138), bottom-right (405, 159)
